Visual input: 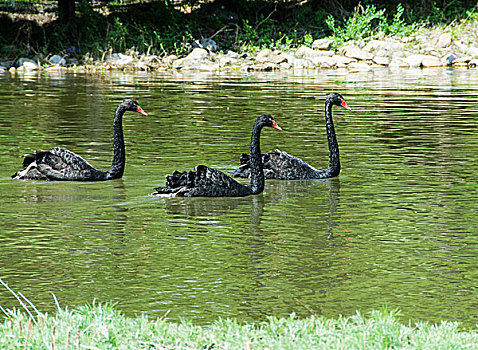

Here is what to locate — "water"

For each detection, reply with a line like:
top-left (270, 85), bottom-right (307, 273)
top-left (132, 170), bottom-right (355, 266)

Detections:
top-left (0, 68), bottom-right (477, 327)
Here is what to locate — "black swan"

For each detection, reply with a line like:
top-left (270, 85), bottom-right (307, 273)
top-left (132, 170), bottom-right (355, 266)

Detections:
top-left (12, 99), bottom-right (148, 181)
top-left (231, 92), bottom-right (351, 180)
top-left (152, 114), bottom-right (282, 197)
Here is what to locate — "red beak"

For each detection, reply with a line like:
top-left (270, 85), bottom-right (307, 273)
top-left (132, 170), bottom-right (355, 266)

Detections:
top-left (272, 120), bottom-right (282, 131)
top-left (136, 105), bottom-right (148, 116)
top-left (341, 99), bottom-right (352, 111)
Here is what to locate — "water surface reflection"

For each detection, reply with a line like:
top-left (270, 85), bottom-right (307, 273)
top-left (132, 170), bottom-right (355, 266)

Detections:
top-left (0, 69), bottom-right (477, 327)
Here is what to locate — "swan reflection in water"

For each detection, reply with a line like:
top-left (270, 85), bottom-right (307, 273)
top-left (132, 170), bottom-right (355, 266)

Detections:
top-left (161, 177), bottom-right (341, 240)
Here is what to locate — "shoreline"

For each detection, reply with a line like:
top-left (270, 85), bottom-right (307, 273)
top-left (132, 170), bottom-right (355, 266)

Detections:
top-left (2, 23), bottom-right (478, 74)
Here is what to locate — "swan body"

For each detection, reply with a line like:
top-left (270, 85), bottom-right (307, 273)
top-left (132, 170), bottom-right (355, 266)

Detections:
top-left (12, 99), bottom-right (148, 181)
top-left (231, 92), bottom-right (351, 180)
top-left (152, 114), bottom-right (281, 197)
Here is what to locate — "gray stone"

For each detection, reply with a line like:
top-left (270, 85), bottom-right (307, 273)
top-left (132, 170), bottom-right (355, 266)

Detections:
top-left (173, 48), bottom-right (210, 69)
top-left (256, 48), bottom-right (287, 64)
top-left (312, 38), bottom-right (332, 50)
top-left (67, 58), bottom-right (80, 66)
top-left (348, 61), bottom-right (372, 71)
top-left (311, 55), bottom-right (337, 67)
top-left (421, 55), bottom-right (442, 67)
top-left (19, 61), bottom-right (39, 71)
top-left (334, 55), bottom-right (357, 67)
top-left (453, 56), bottom-right (472, 64)
top-left (105, 53), bottom-right (134, 67)
top-left (295, 46), bottom-right (333, 60)
top-left (363, 39), bottom-right (404, 52)
top-left (17, 58), bottom-right (38, 69)
top-left (468, 58), bottom-right (478, 67)
top-left (49, 54), bottom-right (66, 66)
top-left (372, 56), bottom-right (390, 65)
top-left (405, 54), bottom-right (425, 67)
top-left (443, 54), bottom-right (456, 65)
top-left (389, 58), bottom-right (409, 68)
top-left (436, 33), bottom-right (452, 48)
top-left (162, 54), bottom-right (178, 67)
top-left (192, 38), bottom-right (218, 52)
top-left (343, 47), bottom-right (373, 60)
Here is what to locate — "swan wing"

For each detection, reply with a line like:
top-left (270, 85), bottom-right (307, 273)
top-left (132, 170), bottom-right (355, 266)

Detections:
top-left (13, 147), bottom-right (103, 180)
top-left (231, 149), bottom-right (317, 180)
top-left (154, 165), bottom-right (249, 197)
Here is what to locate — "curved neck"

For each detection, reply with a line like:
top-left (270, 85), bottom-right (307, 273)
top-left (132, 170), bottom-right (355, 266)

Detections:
top-left (107, 105), bottom-right (126, 179)
top-left (323, 100), bottom-right (340, 177)
top-left (247, 122), bottom-right (265, 194)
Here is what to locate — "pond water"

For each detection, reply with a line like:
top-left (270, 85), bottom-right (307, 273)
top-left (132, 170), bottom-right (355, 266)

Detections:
top-left (0, 68), bottom-right (477, 327)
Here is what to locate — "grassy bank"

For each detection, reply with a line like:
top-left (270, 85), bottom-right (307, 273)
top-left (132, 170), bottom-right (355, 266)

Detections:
top-left (1, 302), bottom-right (477, 349)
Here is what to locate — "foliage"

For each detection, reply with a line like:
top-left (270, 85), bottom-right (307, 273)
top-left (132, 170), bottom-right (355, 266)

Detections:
top-left (326, 3), bottom-right (415, 47)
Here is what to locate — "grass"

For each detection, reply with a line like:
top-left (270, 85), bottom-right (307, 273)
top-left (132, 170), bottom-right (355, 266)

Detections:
top-left (1, 303), bottom-right (478, 349)
top-left (0, 279), bottom-right (477, 349)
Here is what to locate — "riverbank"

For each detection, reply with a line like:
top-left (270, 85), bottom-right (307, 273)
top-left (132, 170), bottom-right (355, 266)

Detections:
top-left (1, 302), bottom-right (477, 349)
top-left (2, 4), bottom-right (478, 74)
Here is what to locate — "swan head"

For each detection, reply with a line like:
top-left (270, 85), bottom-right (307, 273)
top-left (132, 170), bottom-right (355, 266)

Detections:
top-left (327, 92), bottom-right (351, 111)
top-left (256, 114), bottom-right (282, 131)
top-left (121, 99), bottom-right (148, 116)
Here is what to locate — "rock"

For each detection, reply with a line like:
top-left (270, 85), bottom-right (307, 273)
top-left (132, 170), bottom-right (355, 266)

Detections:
top-left (389, 58), bottom-right (409, 68)
top-left (343, 47), bottom-right (373, 60)
top-left (173, 48), bottom-right (210, 69)
top-left (256, 48), bottom-right (287, 64)
top-left (468, 58), bottom-right (478, 68)
top-left (141, 55), bottom-right (161, 67)
top-left (295, 46), bottom-right (333, 60)
top-left (162, 54), bottom-right (178, 67)
top-left (444, 54), bottom-right (457, 65)
top-left (467, 46), bottom-right (478, 56)
top-left (247, 63), bottom-right (275, 72)
top-left (421, 55), bottom-right (442, 67)
top-left (218, 54), bottom-right (238, 67)
top-left (311, 55), bottom-right (337, 67)
top-left (436, 33), bottom-right (452, 48)
top-left (192, 38), bottom-right (218, 52)
top-left (348, 61), bottom-right (372, 71)
top-left (18, 61), bottom-right (40, 71)
top-left (334, 55), bottom-right (357, 67)
top-left (405, 54), bottom-right (425, 67)
top-left (372, 56), bottom-right (390, 65)
top-left (105, 53), bottom-right (134, 68)
top-left (17, 58), bottom-right (39, 70)
top-left (49, 54), bottom-right (66, 66)
top-left (290, 58), bottom-right (314, 69)
top-left (453, 56), bottom-right (472, 64)
top-left (454, 41), bottom-right (478, 56)
top-left (363, 39), bottom-right (404, 52)
top-left (67, 58), bottom-right (80, 66)
top-left (312, 38), bottom-right (332, 50)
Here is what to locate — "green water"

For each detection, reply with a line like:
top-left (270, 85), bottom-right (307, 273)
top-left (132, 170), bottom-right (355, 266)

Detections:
top-left (0, 68), bottom-right (477, 326)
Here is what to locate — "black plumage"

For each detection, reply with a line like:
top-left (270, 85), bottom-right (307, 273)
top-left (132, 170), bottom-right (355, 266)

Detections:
top-left (152, 114), bottom-right (281, 197)
top-left (12, 99), bottom-right (148, 181)
top-left (231, 92), bottom-right (351, 180)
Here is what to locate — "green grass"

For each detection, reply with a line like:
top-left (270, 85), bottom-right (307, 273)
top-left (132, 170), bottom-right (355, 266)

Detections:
top-left (0, 303), bottom-right (477, 349)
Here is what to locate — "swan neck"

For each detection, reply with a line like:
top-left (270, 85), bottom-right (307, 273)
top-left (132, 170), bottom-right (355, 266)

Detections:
top-left (324, 100), bottom-right (340, 177)
top-left (248, 122), bottom-right (265, 194)
top-left (107, 105), bottom-right (126, 179)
